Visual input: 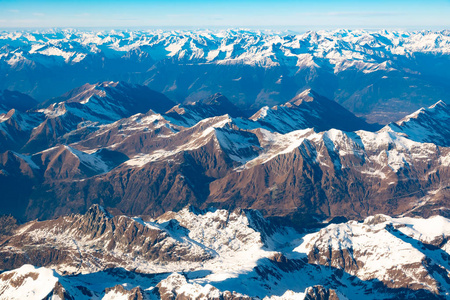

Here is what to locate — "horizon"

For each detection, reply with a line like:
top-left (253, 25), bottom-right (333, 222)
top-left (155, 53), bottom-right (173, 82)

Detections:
top-left (1, 26), bottom-right (449, 34)
top-left (1, 0), bottom-right (449, 30)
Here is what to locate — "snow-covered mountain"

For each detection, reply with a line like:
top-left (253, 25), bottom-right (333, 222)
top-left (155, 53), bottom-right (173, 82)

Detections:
top-left (0, 109), bottom-right (43, 152)
top-left (249, 89), bottom-right (380, 133)
top-left (0, 78), bottom-right (449, 223)
top-left (38, 81), bottom-right (176, 121)
top-left (1, 29), bottom-right (450, 123)
top-left (0, 75), bottom-right (449, 298)
top-left (2, 29), bottom-right (450, 70)
top-left (383, 100), bottom-right (450, 147)
top-left (0, 205), bottom-right (449, 299)
top-left (0, 81), bottom-right (176, 153)
top-left (0, 30), bottom-right (450, 300)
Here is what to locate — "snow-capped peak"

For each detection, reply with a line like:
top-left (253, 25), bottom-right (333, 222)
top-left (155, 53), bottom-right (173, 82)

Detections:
top-left (382, 100), bottom-right (450, 146)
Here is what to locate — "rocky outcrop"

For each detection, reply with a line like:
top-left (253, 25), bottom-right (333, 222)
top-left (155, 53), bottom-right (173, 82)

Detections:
top-left (104, 285), bottom-right (145, 300)
top-left (304, 286), bottom-right (340, 300)
top-left (155, 273), bottom-right (252, 300)
top-left (0, 205), bottom-right (215, 273)
top-left (43, 282), bottom-right (75, 300)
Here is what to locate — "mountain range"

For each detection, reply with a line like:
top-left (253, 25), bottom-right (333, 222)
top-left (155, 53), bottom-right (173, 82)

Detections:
top-left (1, 29), bottom-right (450, 299)
top-left (1, 29), bottom-right (450, 123)
top-left (4, 81), bottom-right (449, 225)
top-left (1, 204), bottom-right (449, 299)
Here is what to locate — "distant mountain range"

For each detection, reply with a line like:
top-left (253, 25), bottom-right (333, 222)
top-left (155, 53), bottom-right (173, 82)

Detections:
top-left (1, 29), bottom-right (450, 123)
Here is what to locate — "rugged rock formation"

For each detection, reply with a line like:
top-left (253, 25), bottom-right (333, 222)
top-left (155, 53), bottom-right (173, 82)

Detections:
top-left (0, 205), bottom-right (216, 273)
top-left (1, 208), bottom-right (449, 299)
top-left (304, 286), bottom-right (340, 300)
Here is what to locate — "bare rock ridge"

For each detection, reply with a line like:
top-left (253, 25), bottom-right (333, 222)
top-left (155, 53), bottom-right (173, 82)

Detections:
top-left (304, 286), bottom-right (340, 300)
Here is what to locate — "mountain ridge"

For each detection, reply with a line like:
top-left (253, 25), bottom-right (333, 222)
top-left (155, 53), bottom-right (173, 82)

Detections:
top-left (0, 204), bottom-right (449, 299)
top-left (0, 80), bottom-right (447, 224)
top-left (2, 29), bottom-right (450, 123)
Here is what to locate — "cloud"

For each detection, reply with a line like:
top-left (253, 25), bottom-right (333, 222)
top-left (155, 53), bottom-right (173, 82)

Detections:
top-left (9, 9), bottom-right (20, 13)
top-left (33, 13), bottom-right (45, 17)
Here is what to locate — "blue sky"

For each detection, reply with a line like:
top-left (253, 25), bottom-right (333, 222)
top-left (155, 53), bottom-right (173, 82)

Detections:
top-left (0, 0), bottom-right (449, 30)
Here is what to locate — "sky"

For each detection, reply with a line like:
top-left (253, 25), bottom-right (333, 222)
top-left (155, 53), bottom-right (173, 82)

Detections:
top-left (0, 0), bottom-right (449, 31)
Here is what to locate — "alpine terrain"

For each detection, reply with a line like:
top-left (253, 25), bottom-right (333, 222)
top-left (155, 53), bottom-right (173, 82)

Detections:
top-left (0, 29), bottom-right (449, 300)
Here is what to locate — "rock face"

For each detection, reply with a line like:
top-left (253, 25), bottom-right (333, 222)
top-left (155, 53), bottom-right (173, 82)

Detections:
top-left (154, 273), bottom-right (252, 300)
top-left (1, 207), bottom-right (450, 299)
top-left (103, 285), bottom-right (145, 300)
top-left (304, 286), bottom-right (340, 300)
top-left (0, 205), bottom-right (217, 273)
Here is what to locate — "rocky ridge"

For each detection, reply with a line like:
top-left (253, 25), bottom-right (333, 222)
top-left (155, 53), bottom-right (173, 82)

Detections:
top-left (0, 83), bottom-right (449, 225)
top-left (1, 206), bottom-right (449, 299)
